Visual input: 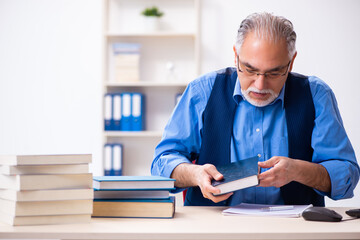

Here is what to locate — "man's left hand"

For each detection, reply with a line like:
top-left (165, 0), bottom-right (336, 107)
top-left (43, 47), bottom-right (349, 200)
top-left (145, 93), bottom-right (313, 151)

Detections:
top-left (257, 156), bottom-right (296, 188)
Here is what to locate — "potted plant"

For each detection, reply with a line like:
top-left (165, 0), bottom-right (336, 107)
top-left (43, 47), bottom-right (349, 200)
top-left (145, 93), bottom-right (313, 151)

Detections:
top-left (141, 6), bottom-right (164, 31)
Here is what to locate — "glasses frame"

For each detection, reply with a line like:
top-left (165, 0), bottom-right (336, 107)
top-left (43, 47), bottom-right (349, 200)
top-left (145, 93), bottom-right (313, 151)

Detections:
top-left (236, 55), bottom-right (291, 80)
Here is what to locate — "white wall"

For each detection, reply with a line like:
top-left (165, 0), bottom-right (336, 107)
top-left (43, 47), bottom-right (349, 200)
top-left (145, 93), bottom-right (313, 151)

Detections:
top-left (0, 0), bottom-right (359, 207)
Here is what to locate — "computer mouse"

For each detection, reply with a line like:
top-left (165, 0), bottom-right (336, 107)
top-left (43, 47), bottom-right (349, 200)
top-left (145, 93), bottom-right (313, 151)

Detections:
top-left (302, 207), bottom-right (342, 222)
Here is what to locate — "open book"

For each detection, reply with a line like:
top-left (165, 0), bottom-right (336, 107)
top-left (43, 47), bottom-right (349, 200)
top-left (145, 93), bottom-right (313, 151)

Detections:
top-left (223, 203), bottom-right (313, 218)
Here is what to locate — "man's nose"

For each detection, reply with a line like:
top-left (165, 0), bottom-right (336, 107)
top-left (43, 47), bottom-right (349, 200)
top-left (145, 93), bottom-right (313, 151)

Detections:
top-left (253, 74), bottom-right (266, 90)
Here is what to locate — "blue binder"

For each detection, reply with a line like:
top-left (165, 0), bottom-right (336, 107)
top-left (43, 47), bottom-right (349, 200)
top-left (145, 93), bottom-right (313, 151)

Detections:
top-left (104, 94), bottom-right (113, 131)
top-left (112, 93), bottom-right (122, 131)
top-left (103, 143), bottom-right (112, 176)
top-left (121, 93), bottom-right (132, 131)
top-left (112, 143), bottom-right (123, 176)
top-left (132, 93), bottom-right (144, 131)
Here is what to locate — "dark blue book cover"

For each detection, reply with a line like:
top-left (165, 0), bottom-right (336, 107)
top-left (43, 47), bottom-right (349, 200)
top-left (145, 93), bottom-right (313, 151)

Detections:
top-left (211, 156), bottom-right (259, 195)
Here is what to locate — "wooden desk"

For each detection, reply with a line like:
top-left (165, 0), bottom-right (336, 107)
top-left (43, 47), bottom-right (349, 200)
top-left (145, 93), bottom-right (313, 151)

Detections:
top-left (0, 207), bottom-right (359, 240)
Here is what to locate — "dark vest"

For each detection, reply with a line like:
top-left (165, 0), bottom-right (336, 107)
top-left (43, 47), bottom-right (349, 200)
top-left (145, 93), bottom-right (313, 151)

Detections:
top-left (184, 67), bottom-right (324, 207)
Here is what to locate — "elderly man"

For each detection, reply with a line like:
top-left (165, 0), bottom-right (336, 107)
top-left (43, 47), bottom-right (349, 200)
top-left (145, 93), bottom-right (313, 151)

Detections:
top-left (151, 12), bottom-right (359, 206)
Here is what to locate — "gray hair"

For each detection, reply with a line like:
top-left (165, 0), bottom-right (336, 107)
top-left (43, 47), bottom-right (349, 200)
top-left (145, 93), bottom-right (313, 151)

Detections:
top-left (235, 12), bottom-right (297, 59)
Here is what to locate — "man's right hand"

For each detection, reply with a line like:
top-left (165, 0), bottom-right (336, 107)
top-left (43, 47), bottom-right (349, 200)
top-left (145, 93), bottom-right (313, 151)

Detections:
top-left (171, 163), bottom-right (233, 203)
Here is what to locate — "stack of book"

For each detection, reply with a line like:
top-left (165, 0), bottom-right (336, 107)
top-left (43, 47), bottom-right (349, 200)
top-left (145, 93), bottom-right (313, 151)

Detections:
top-left (112, 43), bottom-right (141, 83)
top-left (92, 176), bottom-right (175, 218)
top-left (0, 154), bottom-right (94, 226)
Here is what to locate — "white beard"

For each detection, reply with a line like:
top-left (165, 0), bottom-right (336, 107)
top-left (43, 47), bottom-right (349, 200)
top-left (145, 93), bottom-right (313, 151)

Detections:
top-left (241, 87), bottom-right (279, 107)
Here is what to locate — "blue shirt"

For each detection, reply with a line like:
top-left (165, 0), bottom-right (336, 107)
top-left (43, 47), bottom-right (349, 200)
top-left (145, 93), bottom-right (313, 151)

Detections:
top-left (151, 69), bottom-right (359, 205)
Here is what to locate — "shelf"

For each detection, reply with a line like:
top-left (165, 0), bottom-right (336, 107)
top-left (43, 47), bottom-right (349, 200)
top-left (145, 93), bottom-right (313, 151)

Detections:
top-left (106, 32), bottom-right (196, 38)
top-left (105, 81), bottom-right (188, 88)
top-left (104, 131), bottom-right (163, 138)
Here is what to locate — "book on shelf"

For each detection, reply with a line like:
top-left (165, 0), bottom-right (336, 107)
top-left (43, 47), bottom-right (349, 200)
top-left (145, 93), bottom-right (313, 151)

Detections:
top-left (93, 176), bottom-right (175, 190)
top-left (0, 163), bottom-right (89, 175)
top-left (0, 213), bottom-right (91, 226)
top-left (112, 43), bottom-right (140, 83)
top-left (0, 199), bottom-right (93, 216)
top-left (0, 173), bottom-right (93, 190)
top-left (92, 196), bottom-right (175, 218)
top-left (0, 188), bottom-right (94, 202)
top-left (103, 143), bottom-right (122, 176)
top-left (94, 188), bottom-right (173, 200)
top-left (0, 154), bottom-right (91, 166)
top-left (211, 156), bottom-right (259, 196)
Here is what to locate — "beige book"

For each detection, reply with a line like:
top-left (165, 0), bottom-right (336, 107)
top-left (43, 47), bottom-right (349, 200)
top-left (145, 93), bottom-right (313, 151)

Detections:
top-left (92, 197), bottom-right (175, 218)
top-left (0, 199), bottom-right (93, 216)
top-left (0, 164), bottom-right (89, 175)
top-left (0, 213), bottom-right (91, 226)
top-left (0, 173), bottom-right (92, 190)
top-left (0, 188), bottom-right (94, 202)
top-left (0, 154), bottom-right (91, 166)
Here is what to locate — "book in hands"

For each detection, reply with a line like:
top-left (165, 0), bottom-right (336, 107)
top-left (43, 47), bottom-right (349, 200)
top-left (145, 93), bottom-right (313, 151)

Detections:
top-left (211, 156), bottom-right (259, 195)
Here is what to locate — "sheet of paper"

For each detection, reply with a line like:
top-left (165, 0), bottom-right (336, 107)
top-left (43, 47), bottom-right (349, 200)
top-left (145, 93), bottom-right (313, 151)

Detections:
top-left (223, 203), bottom-right (313, 218)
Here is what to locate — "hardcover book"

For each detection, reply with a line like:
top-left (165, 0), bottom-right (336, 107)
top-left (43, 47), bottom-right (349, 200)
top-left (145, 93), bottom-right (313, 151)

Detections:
top-left (0, 173), bottom-right (93, 190)
top-left (0, 154), bottom-right (91, 166)
top-left (93, 176), bottom-right (175, 190)
top-left (0, 213), bottom-right (91, 226)
top-left (0, 189), bottom-right (94, 202)
top-left (0, 164), bottom-right (89, 175)
top-left (0, 199), bottom-right (93, 216)
top-left (94, 189), bottom-right (173, 200)
top-left (92, 196), bottom-right (175, 218)
top-left (211, 156), bottom-right (259, 195)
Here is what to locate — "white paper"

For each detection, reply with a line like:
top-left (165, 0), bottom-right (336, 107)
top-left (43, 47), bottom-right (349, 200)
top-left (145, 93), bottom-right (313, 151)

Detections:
top-left (223, 203), bottom-right (313, 218)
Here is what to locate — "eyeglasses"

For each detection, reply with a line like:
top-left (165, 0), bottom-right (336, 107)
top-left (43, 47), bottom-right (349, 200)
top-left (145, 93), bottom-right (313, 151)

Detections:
top-left (236, 55), bottom-right (291, 80)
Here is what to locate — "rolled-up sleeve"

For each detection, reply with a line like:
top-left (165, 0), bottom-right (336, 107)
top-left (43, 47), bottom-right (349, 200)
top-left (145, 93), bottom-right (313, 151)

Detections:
top-left (151, 73), bottom-right (216, 192)
top-left (309, 76), bottom-right (360, 199)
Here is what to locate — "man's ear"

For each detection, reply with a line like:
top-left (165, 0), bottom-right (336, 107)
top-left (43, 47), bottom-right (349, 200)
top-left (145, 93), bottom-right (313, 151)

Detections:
top-left (233, 45), bottom-right (237, 66)
top-left (289, 51), bottom-right (297, 72)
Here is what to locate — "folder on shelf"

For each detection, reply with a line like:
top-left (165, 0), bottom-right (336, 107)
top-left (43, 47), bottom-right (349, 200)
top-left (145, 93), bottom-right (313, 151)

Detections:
top-left (104, 94), bottom-right (113, 131)
top-left (103, 144), bottom-right (112, 176)
top-left (112, 144), bottom-right (123, 176)
top-left (131, 93), bottom-right (144, 131)
top-left (121, 93), bottom-right (132, 131)
top-left (112, 93), bottom-right (122, 131)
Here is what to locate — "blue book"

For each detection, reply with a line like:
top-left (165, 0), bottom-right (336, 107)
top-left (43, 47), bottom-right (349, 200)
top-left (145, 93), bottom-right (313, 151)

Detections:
top-left (103, 143), bottom-right (112, 176)
top-left (93, 176), bottom-right (175, 190)
top-left (131, 93), bottom-right (144, 131)
top-left (104, 94), bottom-right (113, 131)
top-left (121, 93), bottom-right (132, 131)
top-left (92, 196), bottom-right (175, 218)
top-left (112, 143), bottom-right (122, 176)
top-left (93, 188), bottom-right (174, 200)
top-left (211, 156), bottom-right (259, 195)
top-left (112, 93), bottom-right (122, 131)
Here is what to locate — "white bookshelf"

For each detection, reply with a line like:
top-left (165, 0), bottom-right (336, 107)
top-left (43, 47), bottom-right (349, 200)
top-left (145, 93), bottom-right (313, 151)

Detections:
top-left (102, 0), bottom-right (200, 176)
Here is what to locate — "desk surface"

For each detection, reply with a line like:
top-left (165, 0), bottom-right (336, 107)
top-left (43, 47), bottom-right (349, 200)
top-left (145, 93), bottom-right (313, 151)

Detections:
top-left (0, 207), bottom-right (359, 240)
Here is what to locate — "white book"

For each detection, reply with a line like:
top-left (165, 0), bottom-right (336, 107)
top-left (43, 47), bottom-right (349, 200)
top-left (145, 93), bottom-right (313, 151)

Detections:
top-left (0, 173), bottom-right (93, 190)
top-left (0, 188), bottom-right (94, 202)
top-left (0, 213), bottom-right (91, 226)
top-left (0, 163), bottom-right (89, 175)
top-left (0, 154), bottom-right (91, 166)
top-left (0, 199), bottom-right (93, 216)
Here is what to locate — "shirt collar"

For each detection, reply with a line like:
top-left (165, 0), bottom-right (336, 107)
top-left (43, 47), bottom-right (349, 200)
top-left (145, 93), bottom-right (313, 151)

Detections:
top-left (233, 77), bottom-right (286, 108)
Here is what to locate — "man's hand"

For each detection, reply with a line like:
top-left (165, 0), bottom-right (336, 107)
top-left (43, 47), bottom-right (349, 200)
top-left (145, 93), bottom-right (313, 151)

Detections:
top-left (258, 156), bottom-right (331, 193)
top-left (258, 156), bottom-right (295, 188)
top-left (194, 164), bottom-right (233, 203)
top-left (171, 163), bottom-right (233, 203)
